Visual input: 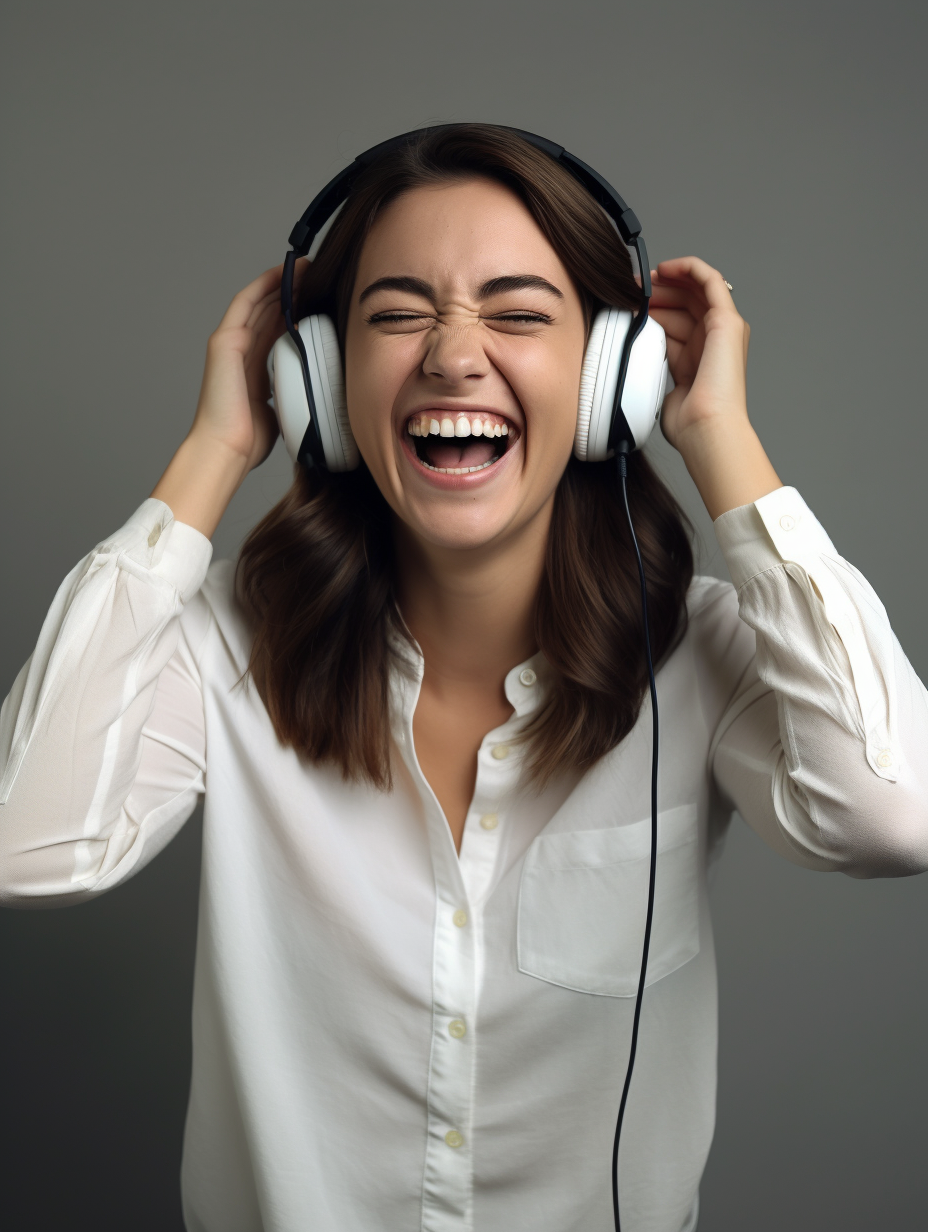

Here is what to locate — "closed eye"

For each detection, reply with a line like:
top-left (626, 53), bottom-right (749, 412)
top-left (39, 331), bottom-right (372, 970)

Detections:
top-left (367, 311), bottom-right (431, 321)
top-left (365, 309), bottom-right (553, 329)
top-left (483, 310), bottom-right (553, 332)
top-left (366, 310), bottom-right (434, 330)
top-left (488, 312), bottom-right (551, 323)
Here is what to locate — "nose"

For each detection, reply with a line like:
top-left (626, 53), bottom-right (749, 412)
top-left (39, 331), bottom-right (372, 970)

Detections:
top-left (422, 323), bottom-right (490, 386)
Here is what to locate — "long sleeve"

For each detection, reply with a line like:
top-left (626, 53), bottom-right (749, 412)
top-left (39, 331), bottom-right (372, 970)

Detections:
top-left (0, 499), bottom-right (213, 907)
top-left (708, 486), bottom-right (928, 877)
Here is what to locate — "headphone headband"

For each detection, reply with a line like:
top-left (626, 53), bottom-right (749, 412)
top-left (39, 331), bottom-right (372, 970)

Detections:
top-left (286, 126), bottom-right (651, 296)
top-left (281, 124), bottom-right (652, 465)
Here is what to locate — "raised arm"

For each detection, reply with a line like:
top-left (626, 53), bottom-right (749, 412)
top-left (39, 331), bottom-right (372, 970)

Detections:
top-left (0, 504), bottom-right (212, 904)
top-left (0, 263), bottom-right (292, 905)
top-left (651, 256), bottom-right (928, 875)
top-left (151, 261), bottom-right (290, 535)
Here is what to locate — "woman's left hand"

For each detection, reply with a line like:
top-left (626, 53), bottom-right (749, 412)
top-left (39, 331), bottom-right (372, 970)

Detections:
top-left (648, 256), bottom-right (749, 452)
top-left (647, 255), bottom-right (781, 519)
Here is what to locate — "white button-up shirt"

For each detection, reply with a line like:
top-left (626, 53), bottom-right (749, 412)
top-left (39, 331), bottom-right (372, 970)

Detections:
top-left (2, 487), bottom-right (927, 1232)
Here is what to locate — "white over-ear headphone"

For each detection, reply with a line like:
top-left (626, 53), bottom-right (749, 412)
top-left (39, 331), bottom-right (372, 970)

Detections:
top-left (268, 306), bottom-right (668, 472)
top-left (269, 127), bottom-right (669, 473)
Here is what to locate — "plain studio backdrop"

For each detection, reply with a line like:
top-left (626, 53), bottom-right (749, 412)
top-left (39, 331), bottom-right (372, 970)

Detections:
top-left (1, 1), bottom-right (926, 1228)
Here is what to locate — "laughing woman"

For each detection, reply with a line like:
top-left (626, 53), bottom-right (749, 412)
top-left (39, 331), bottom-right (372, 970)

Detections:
top-left (2, 125), bottom-right (927, 1232)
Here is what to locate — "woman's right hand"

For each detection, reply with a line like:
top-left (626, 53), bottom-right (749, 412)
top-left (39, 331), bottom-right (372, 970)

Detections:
top-left (190, 263), bottom-right (293, 471)
top-left (151, 263), bottom-right (302, 539)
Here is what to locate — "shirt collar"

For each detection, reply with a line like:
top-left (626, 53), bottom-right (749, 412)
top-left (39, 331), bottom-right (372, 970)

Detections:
top-left (387, 625), bottom-right (549, 729)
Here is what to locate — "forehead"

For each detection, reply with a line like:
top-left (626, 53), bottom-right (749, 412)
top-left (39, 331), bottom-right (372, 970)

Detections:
top-left (354, 177), bottom-right (569, 290)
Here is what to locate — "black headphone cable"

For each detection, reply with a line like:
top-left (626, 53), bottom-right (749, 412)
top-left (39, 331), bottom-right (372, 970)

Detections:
top-left (612, 444), bottom-right (660, 1232)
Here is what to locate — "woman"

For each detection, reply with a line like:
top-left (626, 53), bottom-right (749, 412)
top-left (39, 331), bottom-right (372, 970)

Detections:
top-left (2, 125), bottom-right (926, 1232)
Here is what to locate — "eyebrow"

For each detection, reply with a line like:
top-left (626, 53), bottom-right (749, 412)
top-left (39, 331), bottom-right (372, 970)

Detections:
top-left (358, 276), bottom-right (435, 304)
top-left (358, 273), bottom-right (564, 305)
top-left (478, 274), bottom-right (563, 300)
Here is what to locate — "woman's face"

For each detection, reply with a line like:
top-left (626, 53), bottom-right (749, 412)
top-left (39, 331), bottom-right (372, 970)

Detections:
top-left (344, 177), bottom-right (587, 553)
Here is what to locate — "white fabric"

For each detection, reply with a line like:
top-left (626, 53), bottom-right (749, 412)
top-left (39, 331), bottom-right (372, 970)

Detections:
top-left (2, 486), bottom-right (928, 1232)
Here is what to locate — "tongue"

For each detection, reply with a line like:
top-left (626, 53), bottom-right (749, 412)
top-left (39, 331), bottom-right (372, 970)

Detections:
top-left (424, 439), bottom-right (497, 469)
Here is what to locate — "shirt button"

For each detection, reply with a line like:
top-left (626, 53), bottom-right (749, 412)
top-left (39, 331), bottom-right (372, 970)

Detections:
top-left (452, 909), bottom-right (468, 928)
top-left (147, 525), bottom-right (162, 547)
top-left (479, 813), bottom-right (499, 831)
top-left (448, 1018), bottom-right (467, 1038)
top-left (877, 749), bottom-right (893, 768)
top-left (779, 514), bottom-right (796, 531)
top-left (444, 1129), bottom-right (464, 1148)
top-left (519, 668), bottom-right (537, 687)
top-left (491, 744), bottom-right (510, 760)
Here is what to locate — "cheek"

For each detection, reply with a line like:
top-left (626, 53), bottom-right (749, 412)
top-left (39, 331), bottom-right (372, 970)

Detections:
top-left (504, 346), bottom-right (583, 457)
top-left (344, 337), bottom-right (414, 445)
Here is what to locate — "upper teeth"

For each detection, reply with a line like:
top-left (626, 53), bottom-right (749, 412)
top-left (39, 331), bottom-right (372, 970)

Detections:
top-left (407, 414), bottom-right (510, 438)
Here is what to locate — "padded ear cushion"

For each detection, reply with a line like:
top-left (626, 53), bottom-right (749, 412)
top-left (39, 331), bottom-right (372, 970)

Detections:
top-left (302, 315), bottom-right (359, 472)
top-left (574, 308), bottom-right (631, 461)
top-left (266, 315), bottom-right (359, 471)
top-left (574, 310), bottom-right (606, 461)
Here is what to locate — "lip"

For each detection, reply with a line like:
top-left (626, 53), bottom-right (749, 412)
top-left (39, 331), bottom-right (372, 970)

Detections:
top-left (397, 410), bottom-right (522, 491)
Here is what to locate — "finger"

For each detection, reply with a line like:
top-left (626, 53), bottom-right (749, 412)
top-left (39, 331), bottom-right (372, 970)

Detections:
top-left (663, 335), bottom-right (688, 372)
top-left (244, 298), bottom-right (288, 366)
top-left (244, 258), bottom-right (314, 331)
top-left (655, 257), bottom-right (734, 314)
top-left (650, 272), bottom-right (711, 316)
top-left (649, 307), bottom-right (698, 345)
top-left (244, 286), bottom-right (286, 334)
top-left (247, 311), bottom-right (284, 360)
top-left (646, 281), bottom-right (695, 306)
top-left (218, 264), bottom-right (286, 331)
top-left (271, 256), bottom-right (313, 324)
top-left (662, 331), bottom-right (702, 385)
top-left (245, 263), bottom-right (317, 345)
top-left (647, 273), bottom-right (711, 314)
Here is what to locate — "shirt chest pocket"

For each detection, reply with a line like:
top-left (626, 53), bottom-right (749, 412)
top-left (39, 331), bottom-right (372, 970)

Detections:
top-left (516, 803), bottom-right (701, 998)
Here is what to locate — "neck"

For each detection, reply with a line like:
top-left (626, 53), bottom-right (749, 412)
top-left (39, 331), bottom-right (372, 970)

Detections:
top-left (394, 500), bottom-right (553, 697)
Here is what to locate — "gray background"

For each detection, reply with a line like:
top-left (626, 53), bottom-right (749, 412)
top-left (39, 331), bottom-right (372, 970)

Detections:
top-left (1, 0), bottom-right (926, 1227)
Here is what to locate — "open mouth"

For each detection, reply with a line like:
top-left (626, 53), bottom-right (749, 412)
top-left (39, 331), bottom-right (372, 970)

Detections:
top-left (405, 411), bottom-right (517, 475)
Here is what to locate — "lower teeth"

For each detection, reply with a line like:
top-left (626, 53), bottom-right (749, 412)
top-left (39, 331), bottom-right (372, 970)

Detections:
top-left (419, 457), bottom-right (498, 475)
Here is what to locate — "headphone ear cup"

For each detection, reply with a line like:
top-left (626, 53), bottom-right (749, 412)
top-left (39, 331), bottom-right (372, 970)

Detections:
top-left (267, 327), bottom-right (309, 464)
top-left (574, 308), bottom-right (669, 460)
top-left (621, 315), bottom-right (669, 452)
top-left (267, 315), bottom-right (359, 471)
top-left (574, 308), bottom-right (631, 462)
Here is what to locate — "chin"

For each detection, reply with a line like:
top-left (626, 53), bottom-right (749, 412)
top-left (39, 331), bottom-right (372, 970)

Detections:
top-left (403, 500), bottom-right (519, 553)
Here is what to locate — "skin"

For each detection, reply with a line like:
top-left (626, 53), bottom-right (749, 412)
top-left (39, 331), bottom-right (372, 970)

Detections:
top-left (152, 176), bottom-right (781, 853)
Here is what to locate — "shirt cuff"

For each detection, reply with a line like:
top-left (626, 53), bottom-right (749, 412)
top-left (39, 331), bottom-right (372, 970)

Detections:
top-left (713, 486), bottom-right (838, 590)
top-left (105, 499), bottom-right (213, 604)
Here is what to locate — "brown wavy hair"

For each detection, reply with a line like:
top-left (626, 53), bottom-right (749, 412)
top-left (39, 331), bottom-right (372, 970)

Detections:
top-left (237, 124), bottom-right (693, 789)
